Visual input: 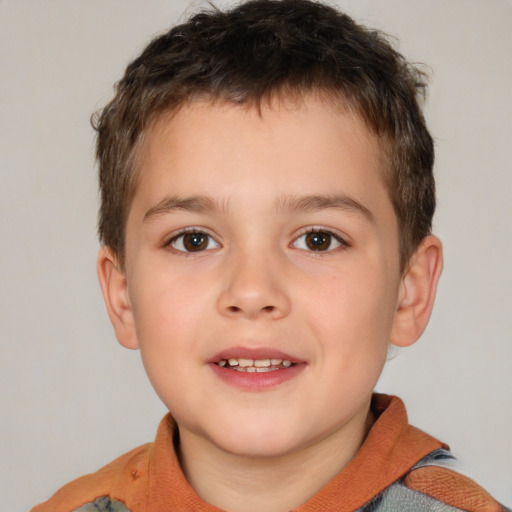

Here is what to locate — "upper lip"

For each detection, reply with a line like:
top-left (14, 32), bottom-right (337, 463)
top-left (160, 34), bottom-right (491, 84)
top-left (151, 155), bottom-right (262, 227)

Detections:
top-left (207, 347), bottom-right (304, 364)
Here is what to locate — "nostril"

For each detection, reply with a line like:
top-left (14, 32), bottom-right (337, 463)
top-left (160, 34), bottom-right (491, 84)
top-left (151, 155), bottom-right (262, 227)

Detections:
top-left (226, 304), bottom-right (275, 314)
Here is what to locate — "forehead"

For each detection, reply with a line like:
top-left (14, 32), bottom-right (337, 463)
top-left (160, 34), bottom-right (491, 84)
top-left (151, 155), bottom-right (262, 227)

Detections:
top-left (137, 95), bottom-right (388, 192)
top-left (127, 95), bottom-right (395, 239)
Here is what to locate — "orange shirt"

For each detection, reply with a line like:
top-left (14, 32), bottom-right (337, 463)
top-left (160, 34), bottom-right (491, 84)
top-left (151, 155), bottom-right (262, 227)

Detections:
top-left (32, 394), bottom-right (509, 512)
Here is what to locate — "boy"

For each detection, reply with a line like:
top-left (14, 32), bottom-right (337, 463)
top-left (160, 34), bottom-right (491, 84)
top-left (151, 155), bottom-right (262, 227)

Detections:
top-left (32, 0), bottom-right (510, 511)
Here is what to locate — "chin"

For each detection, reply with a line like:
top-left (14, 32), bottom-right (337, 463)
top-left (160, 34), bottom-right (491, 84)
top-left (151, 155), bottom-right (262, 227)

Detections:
top-left (209, 420), bottom-right (310, 459)
top-left (220, 438), bottom-right (302, 459)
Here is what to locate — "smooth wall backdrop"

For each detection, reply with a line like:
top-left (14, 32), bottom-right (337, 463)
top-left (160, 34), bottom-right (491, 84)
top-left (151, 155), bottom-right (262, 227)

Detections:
top-left (1, 1), bottom-right (511, 510)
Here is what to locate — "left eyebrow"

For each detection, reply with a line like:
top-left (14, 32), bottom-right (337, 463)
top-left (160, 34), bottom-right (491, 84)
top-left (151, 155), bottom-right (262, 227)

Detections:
top-left (275, 194), bottom-right (375, 223)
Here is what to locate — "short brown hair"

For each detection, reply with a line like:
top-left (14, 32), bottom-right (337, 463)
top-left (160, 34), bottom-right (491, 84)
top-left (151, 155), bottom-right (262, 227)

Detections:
top-left (93, 0), bottom-right (435, 270)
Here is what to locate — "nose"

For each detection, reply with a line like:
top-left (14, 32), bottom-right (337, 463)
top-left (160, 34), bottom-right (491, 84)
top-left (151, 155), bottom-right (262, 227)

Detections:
top-left (216, 252), bottom-right (291, 320)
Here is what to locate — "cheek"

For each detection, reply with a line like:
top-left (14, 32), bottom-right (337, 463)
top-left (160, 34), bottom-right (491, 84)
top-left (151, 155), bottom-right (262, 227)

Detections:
top-left (129, 276), bottom-right (209, 413)
top-left (129, 271), bottom-right (213, 375)
top-left (131, 265), bottom-right (209, 330)
top-left (301, 265), bottom-right (396, 356)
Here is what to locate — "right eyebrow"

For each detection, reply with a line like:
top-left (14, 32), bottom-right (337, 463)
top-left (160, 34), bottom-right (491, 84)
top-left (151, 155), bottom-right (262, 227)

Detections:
top-left (143, 195), bottom-right (229, 222)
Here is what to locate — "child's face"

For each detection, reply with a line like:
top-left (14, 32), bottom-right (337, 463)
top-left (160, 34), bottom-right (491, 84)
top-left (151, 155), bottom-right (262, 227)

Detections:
top-left (121, 96), bottom-right (403, 457)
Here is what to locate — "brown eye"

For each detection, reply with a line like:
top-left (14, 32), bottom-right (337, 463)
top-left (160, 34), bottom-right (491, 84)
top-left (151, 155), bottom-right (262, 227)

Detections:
top-left (305, 232), bottom-right (331, 251)
top-left (170, 231), bottom-right (219, 252)
top-left (183, 233), bottom-right (207, 251)
top-left (293, 230), bottom-right (343, 252)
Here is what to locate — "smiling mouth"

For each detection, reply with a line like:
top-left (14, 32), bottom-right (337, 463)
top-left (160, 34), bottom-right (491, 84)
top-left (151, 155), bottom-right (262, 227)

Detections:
top-left (216, 357), bottom-right (294, 373)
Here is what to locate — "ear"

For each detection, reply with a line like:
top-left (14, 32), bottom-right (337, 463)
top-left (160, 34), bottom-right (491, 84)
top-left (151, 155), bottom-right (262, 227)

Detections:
top-left (390, 235), bottom-right (443, 347)
top-left (97, 246), bottom-right (139, 350)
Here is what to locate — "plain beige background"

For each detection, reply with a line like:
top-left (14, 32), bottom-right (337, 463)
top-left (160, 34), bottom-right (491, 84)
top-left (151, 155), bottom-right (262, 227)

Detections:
top-left (1, 1), bottom-right (511, 510)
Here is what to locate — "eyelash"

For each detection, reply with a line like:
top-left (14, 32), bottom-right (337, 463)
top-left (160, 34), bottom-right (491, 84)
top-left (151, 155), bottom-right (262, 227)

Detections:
top-left (164, 227), bottom-right (349, 254)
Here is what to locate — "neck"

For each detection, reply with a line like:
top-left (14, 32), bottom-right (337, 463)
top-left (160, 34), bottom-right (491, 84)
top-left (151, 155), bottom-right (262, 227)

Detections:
top-left (177, 409), bottom-right (375, 512)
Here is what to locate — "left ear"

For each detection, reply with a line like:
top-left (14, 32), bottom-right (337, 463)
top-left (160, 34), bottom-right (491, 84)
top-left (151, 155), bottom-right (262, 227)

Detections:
top-left (390, 235), bottom-right (443, 347)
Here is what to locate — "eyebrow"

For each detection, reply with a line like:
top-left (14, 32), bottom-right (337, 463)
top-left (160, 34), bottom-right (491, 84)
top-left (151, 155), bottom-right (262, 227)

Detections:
top-left (275, 194), bottom-right (375, 223)
top-left (144, 195), bottom-right (229, 221)
top-left (143, 193), bottom-right (375, 223)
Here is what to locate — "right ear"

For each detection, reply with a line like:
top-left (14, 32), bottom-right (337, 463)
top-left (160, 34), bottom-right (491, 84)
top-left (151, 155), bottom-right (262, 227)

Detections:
top-left (97, 246), bottom-right (139, 350)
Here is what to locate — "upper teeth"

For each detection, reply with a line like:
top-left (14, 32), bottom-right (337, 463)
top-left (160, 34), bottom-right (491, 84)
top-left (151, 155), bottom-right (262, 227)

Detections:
top-left (218, 358), bottom-right (292, 368)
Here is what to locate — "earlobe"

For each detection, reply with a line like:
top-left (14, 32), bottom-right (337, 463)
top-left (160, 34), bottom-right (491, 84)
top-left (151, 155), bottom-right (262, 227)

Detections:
top-left (97, 247), bottom-right (140, 350)
top-left (390, 235), bottom-right (443, 348)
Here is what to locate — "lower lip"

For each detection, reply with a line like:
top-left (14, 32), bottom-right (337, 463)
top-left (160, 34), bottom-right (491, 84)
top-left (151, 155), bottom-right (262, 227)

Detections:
top-left (209, 363), bottom-right (306, 391)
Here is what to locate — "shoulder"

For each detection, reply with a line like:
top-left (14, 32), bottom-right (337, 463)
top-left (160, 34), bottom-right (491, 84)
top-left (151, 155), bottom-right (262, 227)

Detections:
top-left (30, 442), bottom-right (152, 512)
top-left (402, 464), bottom-right (509, 512)
top-left (364, 449), bottom-right (510, 512)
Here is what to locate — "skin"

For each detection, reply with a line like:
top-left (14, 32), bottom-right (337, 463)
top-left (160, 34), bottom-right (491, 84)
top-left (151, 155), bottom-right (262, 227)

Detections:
top-left (98, 95), bottom-right (443, 512)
